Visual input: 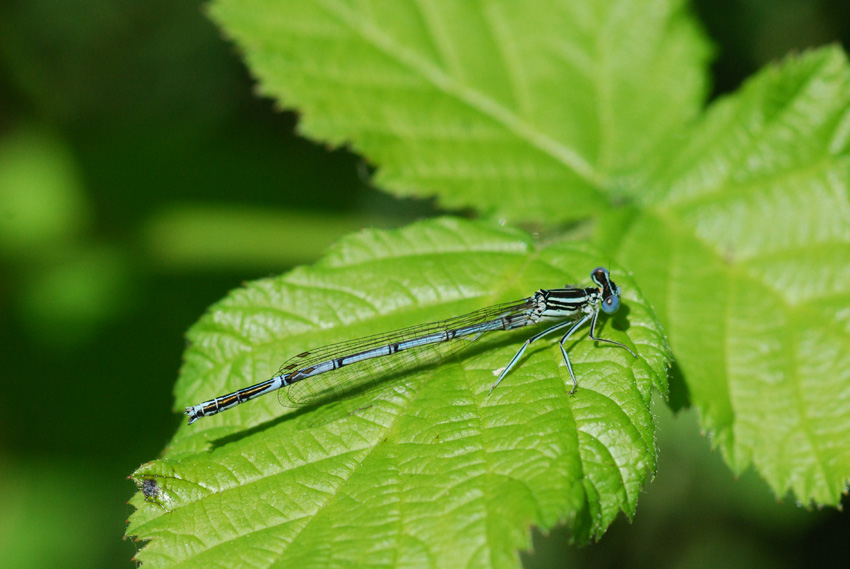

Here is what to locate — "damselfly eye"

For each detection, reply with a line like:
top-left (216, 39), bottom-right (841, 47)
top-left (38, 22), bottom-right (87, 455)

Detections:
top-left (591, 267), bottom-right (610, 288)
top-left (601, 295), bottom-right (620, 314)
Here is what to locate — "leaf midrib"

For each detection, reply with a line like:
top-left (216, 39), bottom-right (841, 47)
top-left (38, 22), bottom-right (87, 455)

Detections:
top-left (317, 0), bottom-right (603, 186)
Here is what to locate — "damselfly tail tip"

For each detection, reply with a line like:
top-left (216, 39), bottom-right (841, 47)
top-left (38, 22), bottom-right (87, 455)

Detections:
top-left (185, 407), bottom-right (200, 425)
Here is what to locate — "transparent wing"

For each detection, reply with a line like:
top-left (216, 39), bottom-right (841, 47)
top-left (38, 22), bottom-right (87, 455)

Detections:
top-left (277, 298), bottom-right (536, 407)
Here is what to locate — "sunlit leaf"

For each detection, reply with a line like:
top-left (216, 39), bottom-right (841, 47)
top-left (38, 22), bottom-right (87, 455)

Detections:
top-left (612, 47), bottom-right (850, 505)
top-left (128, 218), bottom-right (669, 569)
top-left (208, 0), bottom-right (710, 221)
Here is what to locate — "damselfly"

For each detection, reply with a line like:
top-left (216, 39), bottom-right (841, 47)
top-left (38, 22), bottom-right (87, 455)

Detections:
top-left (185, 267), bottom-right (637, 424)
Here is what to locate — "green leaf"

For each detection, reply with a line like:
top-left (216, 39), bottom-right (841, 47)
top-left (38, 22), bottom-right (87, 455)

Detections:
top-left (611, 47), bottom-right (850, 505)
top-left (208, 0), bottom-right (711, 221)
top-left (128, 218), bottom-right (669, 569)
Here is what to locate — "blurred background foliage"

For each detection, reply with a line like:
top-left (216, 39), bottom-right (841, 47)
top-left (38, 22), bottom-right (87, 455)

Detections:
top-left (0, 1), bottom-right (847, 568)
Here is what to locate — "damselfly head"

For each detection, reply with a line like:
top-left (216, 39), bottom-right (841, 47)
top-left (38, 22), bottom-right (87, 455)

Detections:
top-left (591, 267), bottom-right (622, 314)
